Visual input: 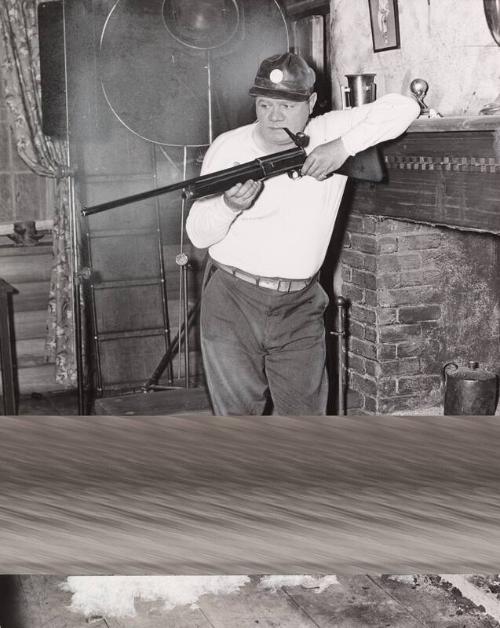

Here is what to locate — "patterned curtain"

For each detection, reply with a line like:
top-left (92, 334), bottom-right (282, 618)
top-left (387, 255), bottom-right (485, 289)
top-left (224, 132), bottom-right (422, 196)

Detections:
top-left (0, 0), bottom-right (76, 386)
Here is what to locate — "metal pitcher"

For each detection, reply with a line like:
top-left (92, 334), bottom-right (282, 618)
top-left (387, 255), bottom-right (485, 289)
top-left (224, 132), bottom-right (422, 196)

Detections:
top-left (443, 361), bottom-right (498, 415)
top-left (342, 74), bottom-right (377, 109)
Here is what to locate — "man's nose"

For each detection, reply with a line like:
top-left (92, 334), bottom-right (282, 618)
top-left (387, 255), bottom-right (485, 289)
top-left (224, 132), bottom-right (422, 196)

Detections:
top-left (268, 107), bottom-right (284, 121)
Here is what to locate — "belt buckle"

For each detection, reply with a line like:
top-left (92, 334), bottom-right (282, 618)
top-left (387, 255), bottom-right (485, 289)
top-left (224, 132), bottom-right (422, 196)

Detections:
top-left (277, 279), bottom-right (291, 293)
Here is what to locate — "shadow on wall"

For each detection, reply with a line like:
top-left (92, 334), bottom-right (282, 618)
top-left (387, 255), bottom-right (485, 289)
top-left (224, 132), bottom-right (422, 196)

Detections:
top-left (0, 576), bottom-right (24, 628)
top-left (439, 229), bottom-right (500, 372)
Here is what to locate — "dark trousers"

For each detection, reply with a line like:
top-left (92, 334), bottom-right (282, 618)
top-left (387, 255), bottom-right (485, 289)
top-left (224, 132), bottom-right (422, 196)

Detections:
top-left (200, 265), bottom-right (329, 415)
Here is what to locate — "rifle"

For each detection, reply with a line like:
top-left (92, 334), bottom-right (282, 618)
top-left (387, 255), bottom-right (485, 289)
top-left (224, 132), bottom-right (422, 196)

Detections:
top-left (81, 128), bottom-right (384, 217)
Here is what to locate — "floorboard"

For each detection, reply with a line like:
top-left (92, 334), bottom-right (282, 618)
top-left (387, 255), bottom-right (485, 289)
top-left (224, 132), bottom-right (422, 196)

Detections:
top-left (1, 575), bottom-right (498, 628)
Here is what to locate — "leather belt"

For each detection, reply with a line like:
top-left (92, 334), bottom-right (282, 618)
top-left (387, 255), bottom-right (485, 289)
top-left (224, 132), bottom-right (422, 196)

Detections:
top-left (214, 261), bottom-right (314, 293)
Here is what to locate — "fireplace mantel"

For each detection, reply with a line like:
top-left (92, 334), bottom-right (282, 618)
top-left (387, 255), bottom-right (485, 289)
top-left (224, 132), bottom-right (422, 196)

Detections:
top-left (338, 115), bottom-right (500, 416)
top-left (408, 114), bottom-right (500, 133)
top-left (349, 115), bottom-right (500, 235)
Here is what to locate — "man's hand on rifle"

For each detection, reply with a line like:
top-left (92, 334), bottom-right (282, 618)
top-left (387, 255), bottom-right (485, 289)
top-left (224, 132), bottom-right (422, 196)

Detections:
top-left (301, 137), bottom-right (349, 181)
top-left (224, 179), bottom-right (263, 212)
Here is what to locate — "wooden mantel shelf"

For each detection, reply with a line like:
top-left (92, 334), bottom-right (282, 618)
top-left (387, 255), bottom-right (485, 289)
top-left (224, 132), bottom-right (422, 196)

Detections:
top-left (408, 114), bottom-right (500, 133)
top-left (350, 115), bottom-right (500, 235)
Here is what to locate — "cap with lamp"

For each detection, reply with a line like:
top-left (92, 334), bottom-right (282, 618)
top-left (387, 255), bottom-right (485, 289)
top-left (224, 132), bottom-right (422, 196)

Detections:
top-left (249, 52), bottom-right (316, 102)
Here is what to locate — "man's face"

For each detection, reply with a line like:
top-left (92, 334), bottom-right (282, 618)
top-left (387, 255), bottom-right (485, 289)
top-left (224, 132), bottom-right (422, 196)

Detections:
top-left (254, 93), bottom-right (317, 150)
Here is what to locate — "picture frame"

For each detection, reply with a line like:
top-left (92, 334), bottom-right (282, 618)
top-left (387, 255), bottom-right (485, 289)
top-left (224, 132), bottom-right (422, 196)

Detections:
top-left (368, 0), bottom-right (400, 52)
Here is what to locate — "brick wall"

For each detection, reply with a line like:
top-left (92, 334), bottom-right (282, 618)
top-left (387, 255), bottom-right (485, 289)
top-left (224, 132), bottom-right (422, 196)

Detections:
top-left (340, 213), bottom-right (500, 415)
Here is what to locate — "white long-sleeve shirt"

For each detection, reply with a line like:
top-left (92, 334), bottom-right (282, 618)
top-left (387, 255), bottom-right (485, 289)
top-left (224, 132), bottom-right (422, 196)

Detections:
top-left (186, 94), bottom-right (419, 279)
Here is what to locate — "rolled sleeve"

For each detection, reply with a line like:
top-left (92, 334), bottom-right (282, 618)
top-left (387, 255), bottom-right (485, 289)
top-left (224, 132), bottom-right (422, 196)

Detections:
top-left (341, 94), bottom-right (420, 156)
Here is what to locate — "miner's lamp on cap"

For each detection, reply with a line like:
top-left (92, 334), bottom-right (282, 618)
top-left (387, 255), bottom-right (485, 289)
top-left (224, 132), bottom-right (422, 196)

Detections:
top-left (249, 52), bottom-right (316, 101)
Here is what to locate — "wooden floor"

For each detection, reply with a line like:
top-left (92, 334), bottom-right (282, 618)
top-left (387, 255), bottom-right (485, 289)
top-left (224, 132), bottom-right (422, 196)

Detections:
top-left (15, 387), bottom-right (212, 416)
top-left (17, 390), bottom-right (80, 415)
top-left (94, 387), bottom-right (212, 416)
top-left (1, 574), bottom-right (499, 627)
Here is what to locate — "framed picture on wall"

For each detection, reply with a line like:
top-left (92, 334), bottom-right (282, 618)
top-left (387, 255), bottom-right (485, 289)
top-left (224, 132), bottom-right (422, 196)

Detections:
top-left (368, 0), bottom-right (400, 52)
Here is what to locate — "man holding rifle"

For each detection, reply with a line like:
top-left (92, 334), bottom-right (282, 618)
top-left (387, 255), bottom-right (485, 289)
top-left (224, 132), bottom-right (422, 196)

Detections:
top-left (186, 52), bottom-right (418, 416)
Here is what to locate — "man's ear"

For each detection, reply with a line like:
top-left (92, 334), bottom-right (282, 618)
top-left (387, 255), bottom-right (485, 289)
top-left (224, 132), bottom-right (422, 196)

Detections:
top-left (308, 92), bottom-right (318, 114)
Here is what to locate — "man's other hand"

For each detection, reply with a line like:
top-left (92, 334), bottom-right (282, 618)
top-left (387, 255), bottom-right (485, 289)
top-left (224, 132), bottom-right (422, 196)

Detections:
top-left (301, 138), bottom-right (349, 181)
top-left (224, 180), bottom-right (263, 212)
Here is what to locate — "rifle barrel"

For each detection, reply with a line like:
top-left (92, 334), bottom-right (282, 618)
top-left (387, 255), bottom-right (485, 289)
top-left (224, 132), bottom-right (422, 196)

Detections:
top-left (81, 147), bottom-right (305, 217)
top-left (81, 178), bottom-right (191, 217)
top-left (81, 144), bottom-right (383, 217)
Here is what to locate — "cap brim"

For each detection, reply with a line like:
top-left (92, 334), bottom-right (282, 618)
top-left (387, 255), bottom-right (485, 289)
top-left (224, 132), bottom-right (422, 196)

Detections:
top-left (249, 86), bottom-right (311, 102)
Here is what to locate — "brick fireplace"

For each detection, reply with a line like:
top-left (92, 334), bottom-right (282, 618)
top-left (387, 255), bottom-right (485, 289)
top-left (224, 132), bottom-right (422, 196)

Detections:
top-left (338, 116), bottom-right (500, 415)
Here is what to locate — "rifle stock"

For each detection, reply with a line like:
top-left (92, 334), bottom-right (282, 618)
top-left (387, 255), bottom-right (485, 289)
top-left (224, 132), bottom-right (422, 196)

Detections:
top-left (82, 142), bottom-right (384, 217)
top-left (336, 146), bottom-right (384, 181)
